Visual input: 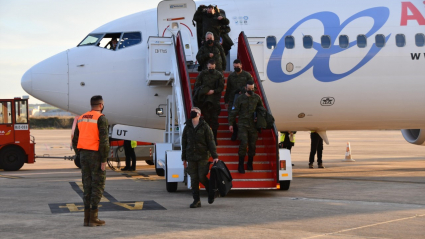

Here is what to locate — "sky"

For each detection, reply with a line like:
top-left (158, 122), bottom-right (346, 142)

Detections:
top-left (0, 0), bottom-right (163, 104)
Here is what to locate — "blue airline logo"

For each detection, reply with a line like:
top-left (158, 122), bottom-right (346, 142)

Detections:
top-left (267, 7), bottom-right (390, 83)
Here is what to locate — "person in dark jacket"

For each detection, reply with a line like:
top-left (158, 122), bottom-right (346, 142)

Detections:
top-left (196, 32), bottom-right (227, 72)
top-left (193, 4), bottom-right (230, 44)
top-left (309, 131), bottom-right (325, 168)
top-left (182, 107), bottom-right (219, 208)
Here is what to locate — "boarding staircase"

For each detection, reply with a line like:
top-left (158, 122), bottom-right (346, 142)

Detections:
top-left (151, 31), bottom-right (291, 191)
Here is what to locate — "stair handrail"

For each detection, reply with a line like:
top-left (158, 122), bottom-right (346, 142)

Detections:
top-left (237, 31), bottom-right (279, 181)
top-left (173, 31), bottom-right (193, 120)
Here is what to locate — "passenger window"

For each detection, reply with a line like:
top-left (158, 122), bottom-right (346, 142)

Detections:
top-left (375, 34), bottom-right (385, 48)
top-left (78, 34), bottom-right (104, 47)
top-left (321, 35), bottom-right (331, 49)
top-left (266, 36), bottom-right (276, 49)
top-left (396, 34), bottom-right (405, 47)
top-left (357, 35), bottom-right (367, 48)
top-left (98, 33), bottom-right (123, 50)
top-left (0, 102), bottom-right (12, 124)
top-left (303, 36), bottom-right (313, 49)
top-left (15, 101), bottom-right (28, 124)
top-left (118, 32), bottom-right (142, 49)
top-left (415, 33), bottom-right (425, 47)
top-left (339, 35), bottom-right (349, 48)
top-left (285, 36), bottom-right (295, 49)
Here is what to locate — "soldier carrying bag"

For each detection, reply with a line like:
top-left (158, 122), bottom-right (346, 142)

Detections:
top-left (209, 160), bottom-right (233, 197)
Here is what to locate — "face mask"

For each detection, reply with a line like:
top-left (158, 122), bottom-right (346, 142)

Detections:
top-left (101, 105), bottom-right (105, 113)
top-left (234, 67), bottom-right (241, 73)
top-left (208, 69), bottom-right (215, 74)
top-left (190, 111), bottom-right (198, 119)
top-left (247, 90), bottom-right (253, 96)
top-left (208, 13), bottom-right (213, 17)
top-left (207, 39), bottom-right (213, 45)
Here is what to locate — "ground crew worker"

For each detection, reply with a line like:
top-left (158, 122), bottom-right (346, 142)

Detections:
top-left (196, 32), bottom-right (227, 72)
top-left (229, 81), bottom-right (266, 173)
top-left (122, 140), bottom-right (137, 171)
top-left (193, 4), bottom-right (229, 45)
top-left (225, 59), bottom-right (254, 140)
top-left (193, 59), bottom-right (225, 145)
top-left (182, 107), bottom-right (219, 208)
top-left (72, 95), bottom-right (110, 227)
top-left (279, 131), bottom-right (296, 152)
top-left (309, 131), bottom-right (325, 168)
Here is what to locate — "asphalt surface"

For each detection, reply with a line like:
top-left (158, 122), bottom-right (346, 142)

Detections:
top-left (0, 130), bottom-right (424, 239)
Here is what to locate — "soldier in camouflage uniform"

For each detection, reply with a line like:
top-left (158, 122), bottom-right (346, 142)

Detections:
top-left (193, 4), bottom-right (230, 45)
top-left (196, 32), bottom-right (227, 72)
top-left (224, 59), bottom-right (255, 140)
top-left (229, 82), bottom-right (266, 174)
top-left (182, 107), bottom-right (218, 208)
top-left (72, 95), bottom-right (110, 227)
top-left (194, 59), bottom-right (225, 145)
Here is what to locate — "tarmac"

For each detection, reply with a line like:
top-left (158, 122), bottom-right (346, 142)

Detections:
top-left (0, 130), bottom-right (424, 239)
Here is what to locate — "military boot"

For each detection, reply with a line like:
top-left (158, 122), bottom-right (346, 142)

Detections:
top-left (190, 193), bottom-right (201, 208)
top-left (318, 163), bottom-right (325, 168)
top-left (84, 208), bottom-right (90, 226)
top-left (247, 156), bottom-right (254, 171)
top-left (238, 156), bottom-right (245, 174)
top-left (88, 209), bottom-right (105, 227)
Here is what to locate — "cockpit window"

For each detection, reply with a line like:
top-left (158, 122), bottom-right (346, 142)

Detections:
top-left (98, 33), bottom-right (123, 50)
top-left (78, 34), bottom-right (104, 46)
top-left (118, 32), bottom-right (142, 49)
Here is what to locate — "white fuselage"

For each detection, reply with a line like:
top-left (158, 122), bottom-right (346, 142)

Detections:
top-left (21, 0), bottom-right (425, 132)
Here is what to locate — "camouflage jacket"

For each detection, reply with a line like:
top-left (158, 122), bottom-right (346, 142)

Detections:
top-left (193, 8), bottom-right (230, 41)
top-left (72, 115), bottom-right (110, 163)
top-left (229, 93), bottom-right (266, 127)
top-left (196, 42), bottom-right (227, 72)
top-left (182, 118), bottom-right (218, 162)
top-left (224, 70), bottom-right (255, 105)
top-left (194, 69), bottom-right (225, 106)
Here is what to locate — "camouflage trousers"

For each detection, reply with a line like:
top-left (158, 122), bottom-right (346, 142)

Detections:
top-left (188, 160), bottom-right (210, 195)
top-left (238, 125), bottom-right (258, 157)
top-left (80, 150), bottom-right (106, 208)
top-left (201, 102), bottom-right (221, 131)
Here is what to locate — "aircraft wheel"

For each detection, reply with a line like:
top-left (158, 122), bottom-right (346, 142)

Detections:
top-left (145, 159), bottom-right (154, 165)
top-left (279, 180), bottom-right (291, 190)
top-left (0, 146), bottom-right (25, 171)
top-left (166, 182), bottom-right (178, 192)
top-left (74, 154), bottom-right (81, 169)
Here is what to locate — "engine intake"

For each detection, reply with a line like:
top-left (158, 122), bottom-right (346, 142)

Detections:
top-left (401, 129), bottom-right (425, 146)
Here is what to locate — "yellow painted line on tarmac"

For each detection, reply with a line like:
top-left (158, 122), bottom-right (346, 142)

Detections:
top-left (114, 202), bottom-right (144, 210)
top-left (75, 182), bottom-right (109, 202)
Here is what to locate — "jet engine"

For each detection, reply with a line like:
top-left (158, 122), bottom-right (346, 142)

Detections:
top-left (401, 129), bottom-right (425, 146)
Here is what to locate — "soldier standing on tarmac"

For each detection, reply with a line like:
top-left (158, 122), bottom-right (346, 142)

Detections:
top-left (72, 95), bottom-right (110, 227)
top-left (193, 59), bottom-right (225, 145)
top-left (224, 59), bottom-right (255, 141)
top-left (229, 81), bottom-right (266, 174)
top-left (196, 32), bottom-right (227, 72)
top-left (182, 107), bottom-right (219, 208)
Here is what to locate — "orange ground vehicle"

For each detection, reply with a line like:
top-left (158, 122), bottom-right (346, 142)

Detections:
top-left (0, 96), bottom-right (35, 171)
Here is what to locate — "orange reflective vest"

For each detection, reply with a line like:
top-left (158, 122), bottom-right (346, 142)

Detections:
top-left (77, 111), bottom-right (103, 151)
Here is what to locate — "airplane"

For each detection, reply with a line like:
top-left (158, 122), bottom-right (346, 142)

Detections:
top-left (19, 0), bottom-right (425, 189)
top-left (20, 0), bottom-right (425, 146)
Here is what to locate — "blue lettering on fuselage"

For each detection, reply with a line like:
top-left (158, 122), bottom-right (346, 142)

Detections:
top-left (267, 7), bottom-right (390, 83)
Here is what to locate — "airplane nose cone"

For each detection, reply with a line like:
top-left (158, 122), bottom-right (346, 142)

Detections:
top-left (22, 51), bottom-right (69, 110)
top-left (21, 69), bottom-right (32, 94)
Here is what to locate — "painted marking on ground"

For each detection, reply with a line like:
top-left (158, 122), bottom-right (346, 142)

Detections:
top-left (48, 182), bottom-right (166, 213)
top-left (49, 200), bottom-right (165, 213)
top-left (303, 213), bottom-right (425, 239)
top-left (0, 174), bottom-right (21, 179)
top-left (120, 168), bottom-right (164, 182)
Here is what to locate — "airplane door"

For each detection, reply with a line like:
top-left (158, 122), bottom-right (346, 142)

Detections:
top-left (157, 0), bottom-right (198, 63)
top-left (248, 37), bottom-right (265, 79)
